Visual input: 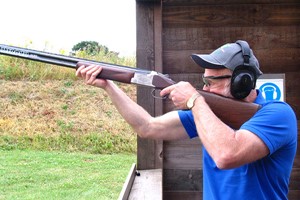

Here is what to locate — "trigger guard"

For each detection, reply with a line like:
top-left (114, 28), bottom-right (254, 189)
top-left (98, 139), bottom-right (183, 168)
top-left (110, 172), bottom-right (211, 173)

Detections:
top-left (151, 89), bottom-right (168, 99)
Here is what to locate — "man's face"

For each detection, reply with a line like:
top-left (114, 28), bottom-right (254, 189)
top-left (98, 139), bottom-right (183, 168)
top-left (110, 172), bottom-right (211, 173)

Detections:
top-left (202, 68), bottom-right (233, 98)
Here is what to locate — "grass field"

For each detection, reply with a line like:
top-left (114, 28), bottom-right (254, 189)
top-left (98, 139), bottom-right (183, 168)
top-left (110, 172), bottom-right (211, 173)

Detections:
top-left (0, 149), bottom-right (136, 200)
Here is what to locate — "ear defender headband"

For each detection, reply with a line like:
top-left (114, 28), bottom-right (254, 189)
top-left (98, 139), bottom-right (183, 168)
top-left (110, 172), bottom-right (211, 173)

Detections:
top-left (230, 40), bottom-right (257, 99)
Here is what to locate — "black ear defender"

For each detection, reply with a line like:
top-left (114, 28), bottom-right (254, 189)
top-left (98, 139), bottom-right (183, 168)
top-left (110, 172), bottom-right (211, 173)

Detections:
top-left (230, 40), bottom-right (257, 99)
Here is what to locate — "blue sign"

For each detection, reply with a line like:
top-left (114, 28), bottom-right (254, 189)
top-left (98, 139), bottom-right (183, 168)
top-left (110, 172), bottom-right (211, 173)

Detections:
top-left (259, 82), bottom-right (281, 101)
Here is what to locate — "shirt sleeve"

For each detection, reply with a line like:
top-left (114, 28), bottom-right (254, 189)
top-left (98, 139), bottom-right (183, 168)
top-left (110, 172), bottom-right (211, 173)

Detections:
top-left (178, 110), bottom-right (198, 138)
top-left (241, 101), bottom-right (297, 154)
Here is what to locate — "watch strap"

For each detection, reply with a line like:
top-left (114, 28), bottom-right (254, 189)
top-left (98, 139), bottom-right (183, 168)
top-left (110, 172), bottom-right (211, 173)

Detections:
top-left (187, 92), bottom-right (201, 109)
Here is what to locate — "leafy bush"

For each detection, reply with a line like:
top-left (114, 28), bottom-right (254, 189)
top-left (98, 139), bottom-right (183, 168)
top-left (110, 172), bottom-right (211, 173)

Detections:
top-left (72, 41), bottom-right (109, 56)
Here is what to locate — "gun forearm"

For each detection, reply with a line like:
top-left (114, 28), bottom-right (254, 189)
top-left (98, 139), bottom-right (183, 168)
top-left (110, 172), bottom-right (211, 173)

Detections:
top-left (77, 62), bottom-right (135, 84)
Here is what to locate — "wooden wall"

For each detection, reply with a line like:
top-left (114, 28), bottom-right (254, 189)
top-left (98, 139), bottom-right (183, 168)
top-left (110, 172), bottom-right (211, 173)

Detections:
top-left (136, 0), bottom-right (300, 199)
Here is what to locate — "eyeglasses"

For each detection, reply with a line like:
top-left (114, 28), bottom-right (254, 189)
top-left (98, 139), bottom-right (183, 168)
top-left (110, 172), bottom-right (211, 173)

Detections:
top-left (202, 74), bottom-right (232, 87)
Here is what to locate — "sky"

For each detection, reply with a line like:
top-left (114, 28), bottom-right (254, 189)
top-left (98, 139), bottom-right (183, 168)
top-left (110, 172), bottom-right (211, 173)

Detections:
top-left (1, 0), bottom-right (136, 56)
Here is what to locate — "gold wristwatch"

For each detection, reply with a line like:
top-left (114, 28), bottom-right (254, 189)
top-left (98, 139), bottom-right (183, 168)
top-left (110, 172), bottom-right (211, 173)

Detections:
top-left (186, 93), bottom-right (201, 109)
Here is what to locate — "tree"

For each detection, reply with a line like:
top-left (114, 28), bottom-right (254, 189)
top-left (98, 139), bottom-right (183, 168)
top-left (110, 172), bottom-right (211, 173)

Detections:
top-left (72, 41), bottom-right (109, 55)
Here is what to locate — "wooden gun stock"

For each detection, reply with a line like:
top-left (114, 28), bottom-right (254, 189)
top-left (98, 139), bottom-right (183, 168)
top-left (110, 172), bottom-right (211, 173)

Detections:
top-left (0, 44), bottom-right (260, 129)
top-left (197, 90), bottom-right (260, 129)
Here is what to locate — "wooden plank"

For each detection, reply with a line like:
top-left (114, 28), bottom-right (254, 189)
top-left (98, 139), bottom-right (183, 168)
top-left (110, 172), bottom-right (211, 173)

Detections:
top-left (163, 50), bottom-right (203, 73)
top-left (289, 167), bottom-right (300, 190)
top-left (136, 0), bottom-right (160, 2)
top-left (118, 164), bottom-right (137, 200)
top-left (163, 4), bottom-right (300, 28)
top-left (162, 26), bottom-right (299, 73)
top-left (164, 169), bottom-right (202, 191)
top-left (163, 47), bottom-right (300, 74)
top-left (163, 26), bottom-right (299, 51)
top-left (163, 0), bottom-right (300, 6)
top-left (128, 169), bottom-right (163, 200)
top-left (163, 139), bottom-right (202, 170)
top-left (164, 191), bottom-right (202, 200)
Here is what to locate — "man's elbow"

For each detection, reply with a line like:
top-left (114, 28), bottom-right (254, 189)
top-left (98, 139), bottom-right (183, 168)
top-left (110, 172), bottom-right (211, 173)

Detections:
top-left (214, 152), bottom-right (239, 169)
top-left (135, 122), bottom-right (154, 139)
top-left (137, 129), bottom-right (158, 139)
top-left (135, 117), bottom-right (161, 139)
top-left (138, 130), bottom-right (149, 139)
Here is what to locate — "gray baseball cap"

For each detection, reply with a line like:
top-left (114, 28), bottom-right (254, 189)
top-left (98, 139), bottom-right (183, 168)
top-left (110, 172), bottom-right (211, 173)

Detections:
top-left (191, 42), bottom-right (263, 77)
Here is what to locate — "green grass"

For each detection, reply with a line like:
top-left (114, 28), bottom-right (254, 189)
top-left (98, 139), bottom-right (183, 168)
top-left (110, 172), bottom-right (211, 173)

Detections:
top-left (0, 149), bottom-right (136, 200)
top-left (0, 132), bottom-right (136, 154)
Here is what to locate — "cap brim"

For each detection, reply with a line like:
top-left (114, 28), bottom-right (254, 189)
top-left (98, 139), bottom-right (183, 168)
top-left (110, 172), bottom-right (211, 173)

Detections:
top-left (191, 54), bottom-right (225, 69)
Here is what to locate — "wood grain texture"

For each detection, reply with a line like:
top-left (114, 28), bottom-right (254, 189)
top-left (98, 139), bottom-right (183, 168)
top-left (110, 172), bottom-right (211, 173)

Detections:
top-left (164, 169), bottom-right (202, 191)
top-left (163, 138), bottom-right (202, 170)
top-left (163, 0), bottom-right (300, 6)
top-left (163, 4), bottom-right (300, 27)
top-left (164, 191), bottom-right (202, 200)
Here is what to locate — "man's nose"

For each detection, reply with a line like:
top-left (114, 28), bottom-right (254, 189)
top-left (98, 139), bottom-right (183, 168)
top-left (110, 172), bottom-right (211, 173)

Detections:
top-left (203, 85), bottom-right (210, 91)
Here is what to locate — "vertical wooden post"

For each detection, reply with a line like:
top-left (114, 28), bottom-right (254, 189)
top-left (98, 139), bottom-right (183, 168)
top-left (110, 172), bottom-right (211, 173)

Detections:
top-left (153, 0), bottom-right (164, 171)
top-left (136, 1), bottom-right (163, 170)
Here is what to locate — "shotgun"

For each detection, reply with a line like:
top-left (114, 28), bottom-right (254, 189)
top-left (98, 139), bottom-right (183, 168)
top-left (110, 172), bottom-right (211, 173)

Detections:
top-left (0, 44), bottom-right (260, 129)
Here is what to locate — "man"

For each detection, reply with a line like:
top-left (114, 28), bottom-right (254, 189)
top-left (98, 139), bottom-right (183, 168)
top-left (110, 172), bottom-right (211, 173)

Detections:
top-left (76, 40), bottom-right (297, 199)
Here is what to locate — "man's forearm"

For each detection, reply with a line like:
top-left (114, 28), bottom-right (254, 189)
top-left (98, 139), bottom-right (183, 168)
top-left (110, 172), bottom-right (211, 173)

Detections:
top-left (104, 81), bottom-right (152, 137)
top-left (192, 96), bottom-right (238, 167)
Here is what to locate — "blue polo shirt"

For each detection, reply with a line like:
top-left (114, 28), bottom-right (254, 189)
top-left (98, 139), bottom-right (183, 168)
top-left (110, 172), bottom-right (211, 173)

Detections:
top-left (178, 90), bottom-right (297, 200)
